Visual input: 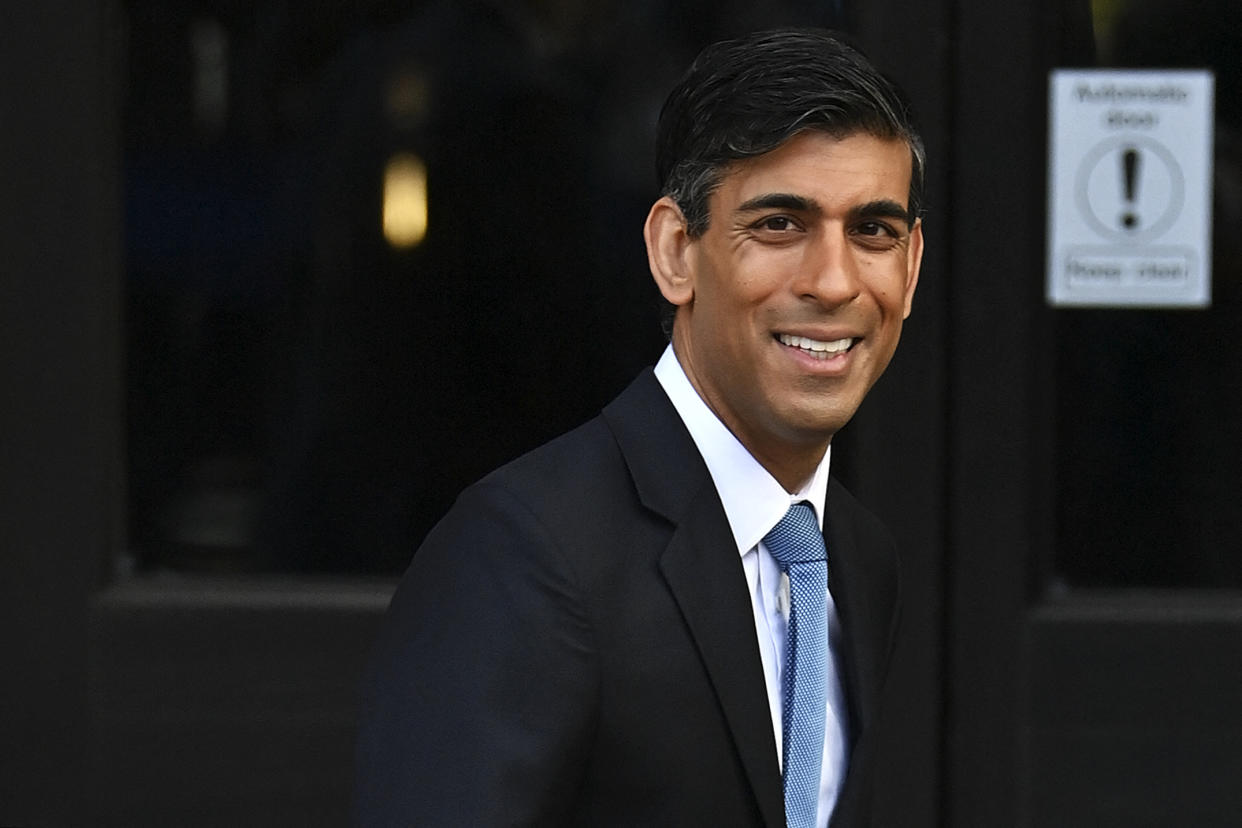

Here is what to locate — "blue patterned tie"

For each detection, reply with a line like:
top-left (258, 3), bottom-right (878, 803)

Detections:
top-left (763, 502), bottom-right (828, 828)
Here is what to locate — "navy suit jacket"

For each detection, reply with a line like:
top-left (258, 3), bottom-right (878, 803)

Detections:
top-left (355, 369), bottom-right (901, 826)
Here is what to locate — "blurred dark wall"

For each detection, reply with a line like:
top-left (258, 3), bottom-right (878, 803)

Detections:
top-left (1, 2), bottom-right (124, 824)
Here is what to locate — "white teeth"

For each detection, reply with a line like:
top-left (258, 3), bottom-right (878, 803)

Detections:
top-left (779, 333), bottom-right (854, 355)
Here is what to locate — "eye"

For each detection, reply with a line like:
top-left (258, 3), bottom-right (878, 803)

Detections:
top-left (854, 220), bottom-right (895, 237)
top-left (851, 220), bottom-right (904, 250)
top-left (754, 215), bottom-right (800, 233)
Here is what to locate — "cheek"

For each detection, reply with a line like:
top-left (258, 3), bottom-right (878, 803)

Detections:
top-left (697, 279), bottom-right (763, 333)
top-left (719, 243), bottom-right (790, 295)
top-left (863, 267), bottom-right (912, 314)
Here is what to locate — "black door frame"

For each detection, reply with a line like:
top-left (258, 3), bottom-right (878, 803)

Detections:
top-left (943, 1), bottom-right (1058, 823)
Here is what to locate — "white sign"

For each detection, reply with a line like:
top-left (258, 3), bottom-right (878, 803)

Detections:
top-left (1047, 69), bottom-right (1214, 307)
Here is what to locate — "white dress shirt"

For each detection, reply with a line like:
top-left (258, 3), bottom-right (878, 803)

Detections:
top-left (654, 345), bottom-right (850, 828)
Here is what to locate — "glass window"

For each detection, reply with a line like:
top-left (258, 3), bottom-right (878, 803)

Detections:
top-left (123, 0), bottom-right (848, 575)
top-left (1054, 0), bottom-right (1242, 586)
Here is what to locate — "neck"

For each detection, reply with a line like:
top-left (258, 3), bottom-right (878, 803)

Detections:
top-left (752, 444), bottom-right (828, 495)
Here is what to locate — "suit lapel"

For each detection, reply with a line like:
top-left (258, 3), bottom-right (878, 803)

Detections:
top-left (603, 371), bottom-right (785, 828)
top-left (823, 478), bottom-right (901, 824)
top-left (659, 489), bottom-right (785, 828)
top-left (602, 372), bottom-right (900, 828)
top-left (824, 478), bottom-right (898, 738)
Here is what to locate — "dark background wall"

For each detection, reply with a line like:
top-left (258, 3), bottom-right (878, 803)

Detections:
top-left (1, 3), bottom-right (122, 823)
top-left (6, 1), bottom-right (1242, 826)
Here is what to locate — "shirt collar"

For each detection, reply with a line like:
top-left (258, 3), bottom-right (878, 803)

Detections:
top-left (653, 345), bottom-right (831, 557)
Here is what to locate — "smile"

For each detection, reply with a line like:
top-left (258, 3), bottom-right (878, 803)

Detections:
top-left (777, 333), bottom-right (855, 359)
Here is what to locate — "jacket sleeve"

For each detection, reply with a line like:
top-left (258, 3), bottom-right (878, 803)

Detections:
top-left (353, 480), bottom-right (598, 827)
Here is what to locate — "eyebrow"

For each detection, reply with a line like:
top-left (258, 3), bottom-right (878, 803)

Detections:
top-left (735, 193), bottom-right (913, 226)
top-left (735, 193), bottom-right (820, 215)
top-left (852, 199), bottom-right (914, 226)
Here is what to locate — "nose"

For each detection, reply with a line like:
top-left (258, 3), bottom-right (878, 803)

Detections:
top-left (791, 228), bottom-right (861, 309)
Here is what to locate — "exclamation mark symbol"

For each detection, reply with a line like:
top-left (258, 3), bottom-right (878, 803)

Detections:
top-left (1121, 147), bottom-right (1141, 230)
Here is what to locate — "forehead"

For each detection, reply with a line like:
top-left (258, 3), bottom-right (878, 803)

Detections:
top-left (716, 131), bottom-right (913, 207)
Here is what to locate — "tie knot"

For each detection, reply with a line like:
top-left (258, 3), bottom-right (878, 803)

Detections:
top-left (763, 502), bottom-right (826, 568)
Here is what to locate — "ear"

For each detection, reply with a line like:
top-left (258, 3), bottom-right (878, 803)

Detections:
top-left (901, 218), bottom-right (924, 319)
top-left (644, 196), bottom-right (696, 307)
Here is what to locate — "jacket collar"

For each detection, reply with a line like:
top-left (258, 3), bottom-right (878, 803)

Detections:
top-left (603, 370), bottom-right (784, 827)
top-left (602, 369), bottom-right (896, 827)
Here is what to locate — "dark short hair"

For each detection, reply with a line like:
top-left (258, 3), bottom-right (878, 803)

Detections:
top-left (656, 28), bottom-right (926, 237)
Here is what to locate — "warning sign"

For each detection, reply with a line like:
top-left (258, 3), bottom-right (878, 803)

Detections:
top-left (1047, 69), bottom-right (1214, 307)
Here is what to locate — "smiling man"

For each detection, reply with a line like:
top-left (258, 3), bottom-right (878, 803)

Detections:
top-left (356, 28), bottom-right (924, 828)
top-left (647, 128), bottom-right (921, 493)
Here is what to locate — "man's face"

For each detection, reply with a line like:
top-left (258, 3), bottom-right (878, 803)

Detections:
top-left (664, 130), bottom-right (923, 479)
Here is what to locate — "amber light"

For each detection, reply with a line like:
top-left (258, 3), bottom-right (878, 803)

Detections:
top-left (383, 153), bottom-right (428, 249)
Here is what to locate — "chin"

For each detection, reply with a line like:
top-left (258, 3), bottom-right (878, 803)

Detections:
top-left (777, 411), bottom-right (854, 446)
top-left (789, 396), bottom-right (862, 435)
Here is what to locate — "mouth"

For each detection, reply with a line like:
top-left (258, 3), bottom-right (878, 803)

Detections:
top-left (776, 333), bottom-right (856, 359)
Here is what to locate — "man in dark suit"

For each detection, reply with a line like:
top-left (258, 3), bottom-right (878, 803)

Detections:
top-left (355, 28), bottom-right (924, 827)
